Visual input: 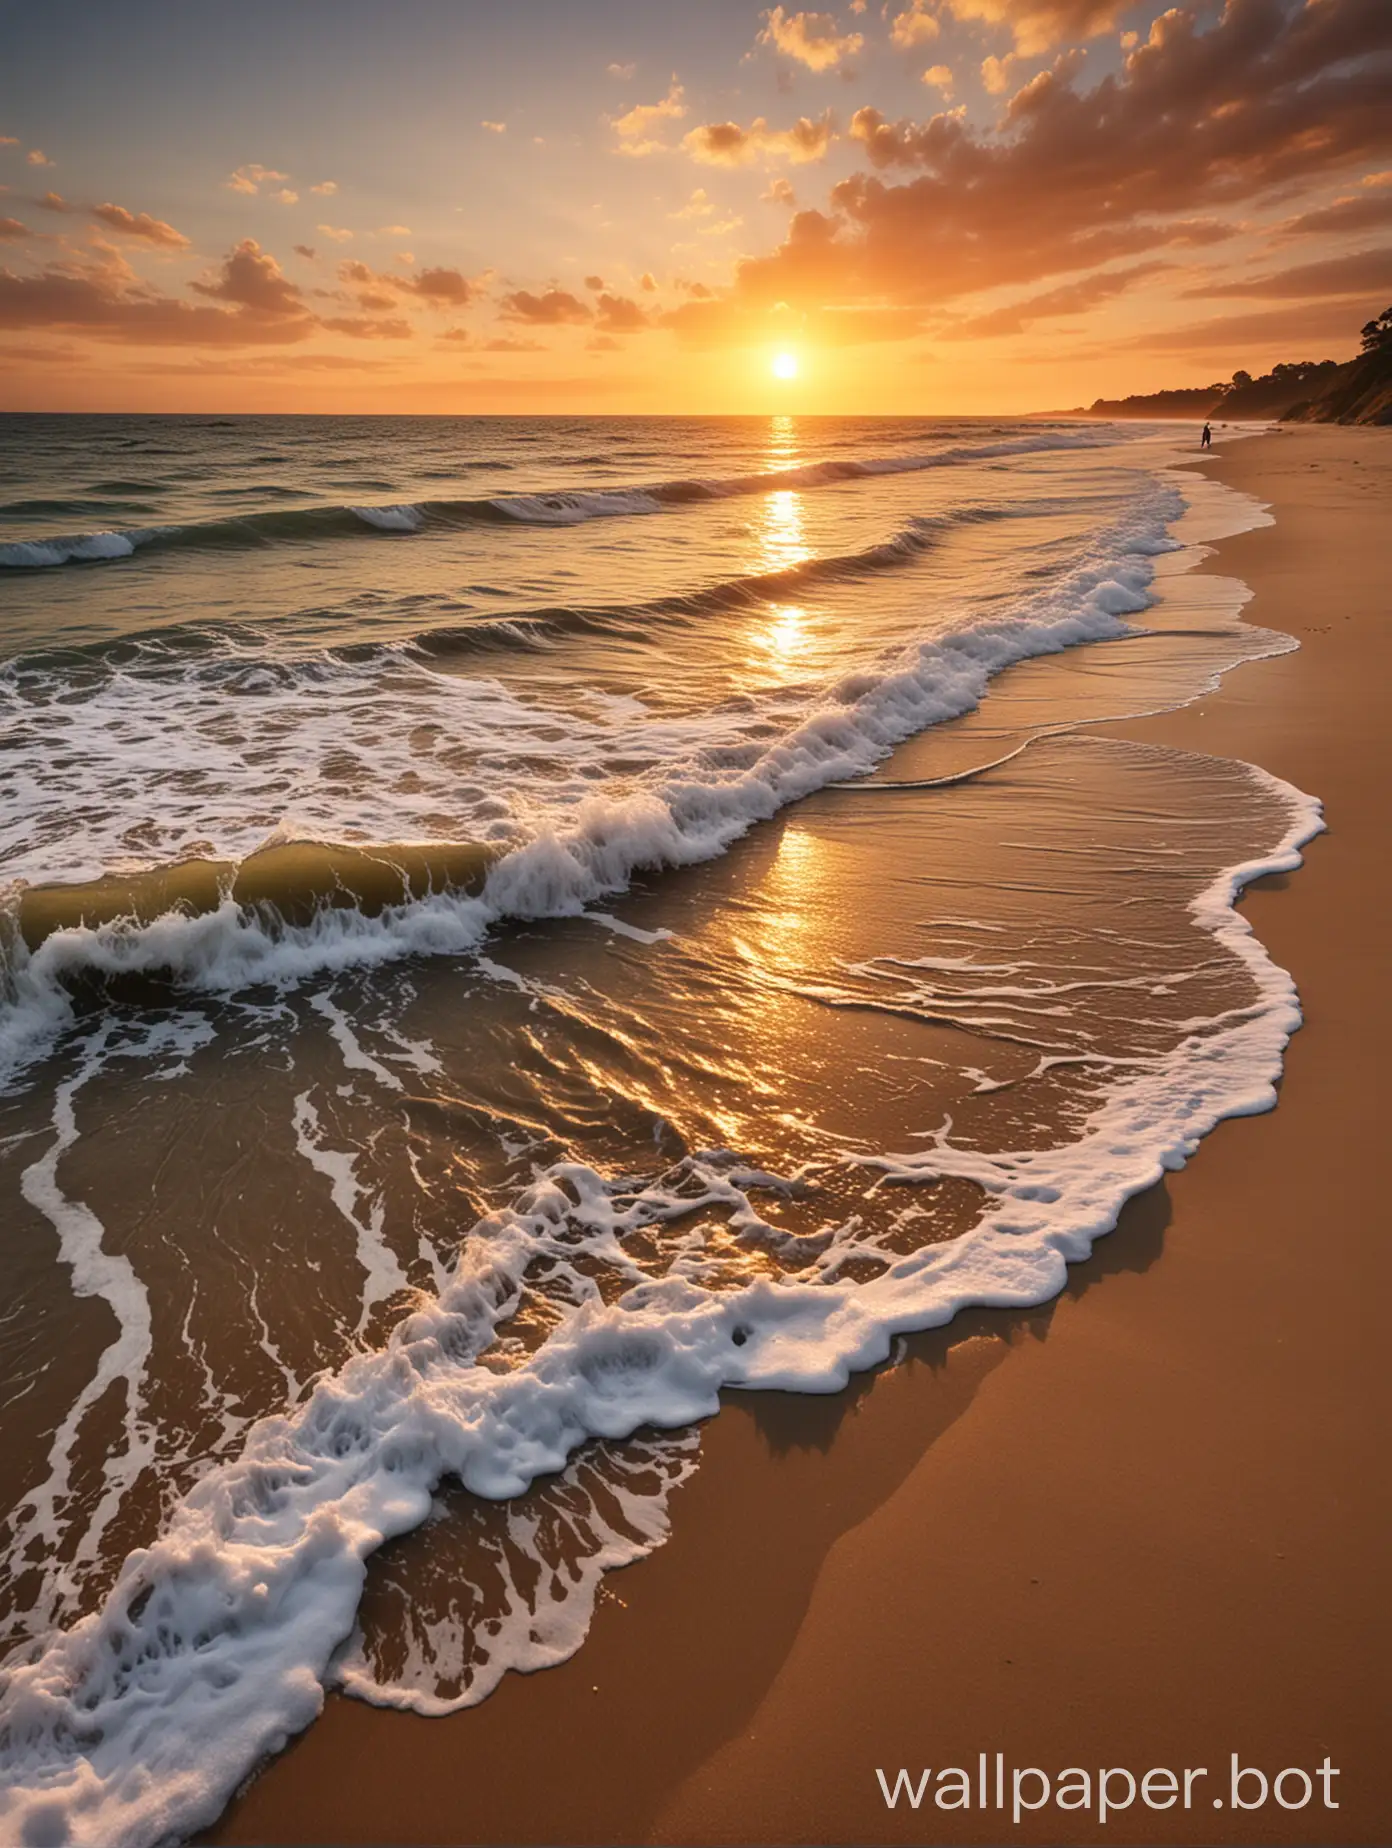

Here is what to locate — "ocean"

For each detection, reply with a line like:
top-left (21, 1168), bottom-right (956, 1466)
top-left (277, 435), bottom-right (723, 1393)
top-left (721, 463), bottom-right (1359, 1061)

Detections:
top-left (0, 414), bottom-right (1319, 1844)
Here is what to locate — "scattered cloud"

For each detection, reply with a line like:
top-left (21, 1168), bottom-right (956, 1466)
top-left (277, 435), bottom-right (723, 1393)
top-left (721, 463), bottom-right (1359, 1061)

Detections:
top-left (226, 163), bottom-right (289, 195)
top-left (191, 238), bottom-right (304, 315)
top-left (595, 291), bottom-right (650, 332)
top-left (0, 217), bottom-right (28, 240)
top-left (317, 224), bottom-right (354, 242)
top-left (611, 79), bottom-right (686, 156)
top-left (1281, 174), bottom-right (1392, 239)
top-left (756, 8), bottom-right (864, 72)
top-left (271, 188), bottom-right (298, 205)
top-left (683, 112), bottom-right (833, 166)
top-left (939, 0), bottom-right (1127, 58)
top-left (91, 203), bottom-right (191, 249)
top-left (763, 176), bottom-right (799, 207)
top-left (500, 287), bottom-right (592, 324)
top-left (481, 120), bottom-right (507, 133)
top-left (1182, 246), bottom-right (1392, 300)
top-left (981, 55), bottom-right (1013, 94)
top-left (310, 180), bottom-right (338, 196)
top-left (922, 65), bottom-right (954, 96)
top-left (26, 150), bottom-right (53, 168)
top-left (607, 61), bottom-right (637, 79)
top-left (640, 271), bottom-right (658, 291)
top-left (672, 188), bottom-right (715, 219)
top-left (35, 191), bottom-right (71, 212)
top-left (407, 265), bottom-right (475, 304)
top-left (319, 314), bottom-right (413, 339)
top-left (293, 243), bottom-right (317, 260)
top-left (943, 261), bottom-right (1173, 337)
top-left (483, 334), bottom-right (545, 351)
top-left (0, 239), bottom-right (313, 345)
top-left (1113, 299), bottom-right (1369, 355)
top-left (725, 2), bottom-right (1392, 322)
top-left (889, 2), bottom-right (940, 49)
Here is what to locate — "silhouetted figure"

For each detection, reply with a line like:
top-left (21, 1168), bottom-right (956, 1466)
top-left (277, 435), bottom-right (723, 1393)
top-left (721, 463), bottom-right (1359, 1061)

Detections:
top-left (1201, 422), bottom-right (1212, 449)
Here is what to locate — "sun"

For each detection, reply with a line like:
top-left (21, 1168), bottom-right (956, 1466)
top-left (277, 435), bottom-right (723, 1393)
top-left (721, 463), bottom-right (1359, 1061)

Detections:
top-left (771, 350), bottom-right (799, 381)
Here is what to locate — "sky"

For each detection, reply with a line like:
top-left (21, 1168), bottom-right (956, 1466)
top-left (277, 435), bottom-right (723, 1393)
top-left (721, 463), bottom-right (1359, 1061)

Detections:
top-left (0, 0), bottom-right (1388, 413)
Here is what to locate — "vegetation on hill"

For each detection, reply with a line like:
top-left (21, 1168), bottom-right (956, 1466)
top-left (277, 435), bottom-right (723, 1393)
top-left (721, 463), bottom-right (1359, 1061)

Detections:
top-left (1072, 306), bottom-right (1392, 426)
top-left (1283, 307), bottom-right (1392, 425)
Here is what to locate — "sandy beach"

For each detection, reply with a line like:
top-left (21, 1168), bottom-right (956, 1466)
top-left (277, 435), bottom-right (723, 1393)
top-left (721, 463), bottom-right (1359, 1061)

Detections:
top-left (199, 425), bottom-right (1389, 1847)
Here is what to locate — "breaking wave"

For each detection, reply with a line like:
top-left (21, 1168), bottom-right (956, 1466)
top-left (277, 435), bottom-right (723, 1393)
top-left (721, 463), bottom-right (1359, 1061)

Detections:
top-left (0, 427), bottom-right (1128, 568)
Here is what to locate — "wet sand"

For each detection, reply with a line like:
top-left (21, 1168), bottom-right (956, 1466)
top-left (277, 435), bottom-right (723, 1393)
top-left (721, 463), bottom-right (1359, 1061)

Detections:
top-left (209, 426), bottom-right (1390, 1846)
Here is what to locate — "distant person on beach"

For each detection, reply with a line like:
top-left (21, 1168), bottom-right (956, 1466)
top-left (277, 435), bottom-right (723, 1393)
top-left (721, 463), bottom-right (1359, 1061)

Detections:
top-left (1201, 422), bottom-right (1212, 448)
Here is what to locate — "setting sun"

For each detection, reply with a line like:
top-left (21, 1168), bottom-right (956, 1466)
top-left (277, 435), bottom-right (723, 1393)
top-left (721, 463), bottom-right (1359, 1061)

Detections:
top-left (771, 351), bottom-right (799, 381)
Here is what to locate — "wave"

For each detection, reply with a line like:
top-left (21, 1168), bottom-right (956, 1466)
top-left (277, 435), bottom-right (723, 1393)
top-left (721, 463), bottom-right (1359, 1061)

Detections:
top-left (0, 492), bottom-right (1179, 1086)
top-left (0, 498), bottom-right (1044, 685)
top-left (0, 428), bottom-right (1129, 568)
top-left (0, 759), bottom-right (1323, 1848)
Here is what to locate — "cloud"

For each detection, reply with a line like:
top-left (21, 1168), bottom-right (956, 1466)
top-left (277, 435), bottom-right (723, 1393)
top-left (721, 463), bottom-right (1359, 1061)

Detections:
top-left (640, 271), bottom-right (658, 291)
top-left (0, 217), bottom-right (28, 240)
top-left (34, 191), bottom-right (72, 212)
top-left (0, 340), bottom-right (84, 365)
top-left (191, 238), bottom-right (304, 315)
top-left (26, 150), bottom-right (52, 168)
top-left (310, 180), bottom-right (338, 196)
top-left (1183, 246), bottom-right (1392, 299)
top-left (1114, 299), bottom-right (1369, 355)
top-left (1281, 173), bottom-right (1392, 239)
top-left (318, 314), bottom-right (413, 339)
top-left (90, 203), bottom-right (191, 249)
top-left (483, 334), bottom-right (546, 351)
top-left (757, 8), bottom-right (864, 71)
top-left (980, 55), bottom-right (1013, 94)
top-left (922, 65), bottom-right (954, 95)
top-left (610, 79), bottom-right (686, 156)
top-left (293, 243), bottom-right (317, 260)
top-left (334, 257), bottom-right (476, 309)
top-left (889, 2), bottom-right (940, 49)
top-left (226, 164), bottom-right (290, 195)
top-left (727, 1), bottom-right (1392, 320)
top-left (939, 0), bottom-right (1126, 57)
top-left (943, 261), bottom-right (1173, 336)
top-left (0, 242), bottom-right (313, 346)
top-left (481, 120), bottom-right (507, 133)
top-left (406, 265), bottom-right (474, 304)
top-left (672, 187), bottom-right (715, 218)
top-left (763, 176), bottom-right (799, 208)
top-left (0, 137), bottom-right (18, 147)
top-left (683, 112), bottom-right (834, 166)
top-left (271, 188), bottom-right (298, 205)
top-left (317, 224), bottom-right (354, 242)
top-left (594, 291), bottom-right (650, 332)
top-left (607, 62), bottom-right (637, 79)
top-left (499, 287), bottom-right (592, 324)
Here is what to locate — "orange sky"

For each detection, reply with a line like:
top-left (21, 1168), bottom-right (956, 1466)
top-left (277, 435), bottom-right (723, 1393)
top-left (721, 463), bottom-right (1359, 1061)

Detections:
top-left (1, 0), bottom-right (1389, 413)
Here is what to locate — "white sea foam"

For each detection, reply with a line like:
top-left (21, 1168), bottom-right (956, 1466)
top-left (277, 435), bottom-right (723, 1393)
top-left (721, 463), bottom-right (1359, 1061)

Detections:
top-left (347, 504), bottom-right (425, 533)
top-left (0, 488), bottom-right (1183, 1091)
top-left (0, 532), bottom-right (144, 569)
top-left (331, 1427), bottom-right (700, 1715)
top-left (0, 760), bottom-right (1323, 1848)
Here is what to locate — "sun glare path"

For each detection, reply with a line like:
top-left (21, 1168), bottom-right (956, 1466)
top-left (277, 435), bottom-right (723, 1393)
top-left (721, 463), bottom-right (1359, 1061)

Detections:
top-left (772, 351), bottom-right (799, 380)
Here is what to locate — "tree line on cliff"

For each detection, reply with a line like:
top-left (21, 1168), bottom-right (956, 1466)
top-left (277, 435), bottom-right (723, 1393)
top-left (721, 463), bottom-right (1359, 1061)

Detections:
top-left (1077, 306), bottom-right (1392, 425)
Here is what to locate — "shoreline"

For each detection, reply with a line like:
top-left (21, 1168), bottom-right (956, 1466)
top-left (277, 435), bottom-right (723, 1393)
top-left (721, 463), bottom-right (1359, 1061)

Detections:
top-left (206, 425), bottom-right (1390, 1846)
